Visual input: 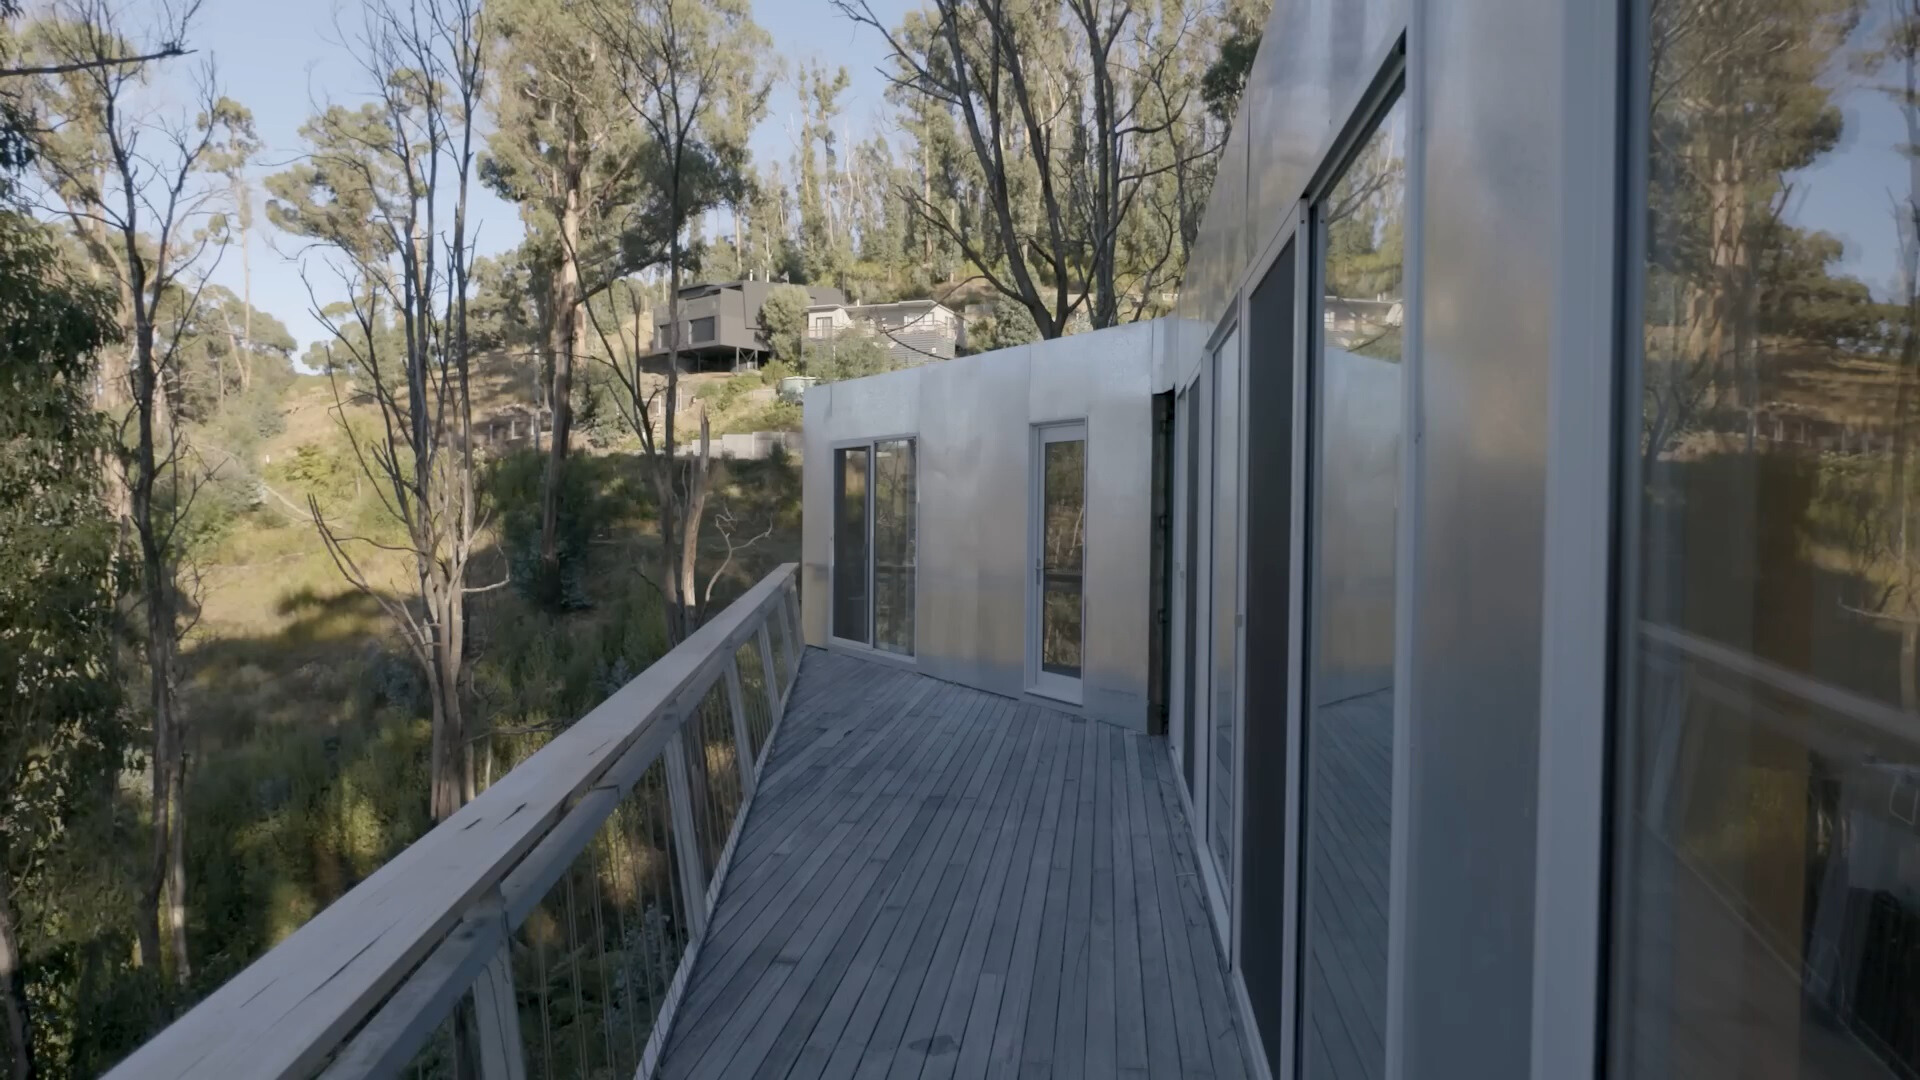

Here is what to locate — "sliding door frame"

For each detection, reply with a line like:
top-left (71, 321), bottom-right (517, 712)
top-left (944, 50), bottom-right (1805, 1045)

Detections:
top-left (827, 433), bottom-right (919, 662)
top-left (1028, 420), bottom-right (1090, 703)
top-left (1221, 201), bottom-right (1308, 1080)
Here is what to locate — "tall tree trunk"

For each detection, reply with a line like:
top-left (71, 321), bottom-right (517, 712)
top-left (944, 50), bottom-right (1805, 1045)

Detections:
top-left (239, 206), bottom-right (253, 394)
top-left (677, 416), bottom-right (712, 628)
top-left (661, 220), bottom-right (687, 644)
top-left (0, 870), bottom-right (36, 1080)
top-left (538, 180), bottom-right (583, 598)
top-left (128, 296), bottom-right (190, 987)
top-left (427, 583), bottom-right (467, 820)
top-left (164, 761), bottom-right (188, 985)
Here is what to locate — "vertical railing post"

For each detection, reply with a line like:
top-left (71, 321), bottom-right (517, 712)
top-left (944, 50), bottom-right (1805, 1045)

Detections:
top-left (784, 579), bottom-right (803, 673)
top-left (663, 726), bottom-right (708, 936)
top-left (756, 623), bottom-right (783, 727)
top-left (775, 588), bottom-right (801, 690)
top-left (723, 656), bottom-right (756, 798)
top-left (470, 937), bottom-right (526, 1080)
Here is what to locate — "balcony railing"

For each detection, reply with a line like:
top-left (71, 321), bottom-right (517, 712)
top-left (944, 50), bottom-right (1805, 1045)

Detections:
top-left (110, 565), bottom-right (804, 1080)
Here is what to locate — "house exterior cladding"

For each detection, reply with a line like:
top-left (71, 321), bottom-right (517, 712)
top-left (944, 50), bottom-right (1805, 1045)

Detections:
top-left (653, 280), bottom-right (847, 368)
top-left (802, 0), bottom-right (1918, 1077)
top-left (806, 297), bottom-right (962, 365)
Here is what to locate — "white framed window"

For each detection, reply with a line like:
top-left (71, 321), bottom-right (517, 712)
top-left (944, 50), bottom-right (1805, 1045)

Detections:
top-left (1029, 421), bottom-right (1087, 703)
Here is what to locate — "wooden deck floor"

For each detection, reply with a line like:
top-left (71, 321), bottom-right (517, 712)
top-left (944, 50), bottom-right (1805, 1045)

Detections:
top-left (656, 649), bottom-right (1251, 1080)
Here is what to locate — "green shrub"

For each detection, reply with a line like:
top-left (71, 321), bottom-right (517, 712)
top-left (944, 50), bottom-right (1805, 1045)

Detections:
top-left (720, 399), bottom-right (801, 434)
top-left (484, 449), bottom-right (608, 610)
top-left (759, 358), bottom-right (795, 387)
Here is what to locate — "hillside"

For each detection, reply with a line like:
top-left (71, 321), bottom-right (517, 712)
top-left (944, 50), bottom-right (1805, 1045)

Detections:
top-left (151, 354), bottom-right (801, 1023)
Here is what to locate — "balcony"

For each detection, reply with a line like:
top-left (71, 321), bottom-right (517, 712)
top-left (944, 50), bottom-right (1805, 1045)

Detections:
top-left (110, 564), bottom-right (1250, 1080)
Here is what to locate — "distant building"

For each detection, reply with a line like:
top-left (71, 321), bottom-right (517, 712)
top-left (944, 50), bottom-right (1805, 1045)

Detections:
top-left (653, 280), bottom-right (847, 371)
top-left (804, 297), bottom-right (963, 365)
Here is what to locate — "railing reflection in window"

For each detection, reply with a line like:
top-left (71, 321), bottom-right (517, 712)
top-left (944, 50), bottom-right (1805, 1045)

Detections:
top-left (1616, 0), bottom-right (1920, 1075)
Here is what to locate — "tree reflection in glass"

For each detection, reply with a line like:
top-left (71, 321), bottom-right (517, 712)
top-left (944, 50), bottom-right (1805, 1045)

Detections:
top-left (1041, 436), bottom-right (1085, 678)
top-left (872, 439), bottom-right (916, 655)
top-left (1321, 114), bottom-right (1405, 364)
top-left (1617, 2), bottom-right (1920, 1076)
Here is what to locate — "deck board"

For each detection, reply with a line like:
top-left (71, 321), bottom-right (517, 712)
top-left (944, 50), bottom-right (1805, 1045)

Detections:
top-left (656, 650), bottom-right (1249, 1080)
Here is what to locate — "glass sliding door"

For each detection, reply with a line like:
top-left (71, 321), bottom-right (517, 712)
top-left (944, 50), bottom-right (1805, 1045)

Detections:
top-left (1032, 423), bottom-right (1087, 700)
top-left (1210, 326), bottom-right (1242, 897)
top-left (1610, 1), bottom-right (1920, 1076)
top-left (1300, 89), bottom-right (1406, 1080)
top-left (1241, 237), bottom-right (1297, 1080)
top-left (831, 439), bottom-right (915, 655)
top-left (1174, 383), bottom-right (1202, 796)
top-left (832, 447), bottom-right (870, 643)
top-left (872, 438), bottom-right (916, 654)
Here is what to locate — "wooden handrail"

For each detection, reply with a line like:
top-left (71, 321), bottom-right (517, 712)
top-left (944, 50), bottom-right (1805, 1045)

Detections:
top-left (109, 564), bottom-right (800, 1080)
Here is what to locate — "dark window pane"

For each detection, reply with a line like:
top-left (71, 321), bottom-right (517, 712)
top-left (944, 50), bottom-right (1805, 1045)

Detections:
top-left (1183, 386), bottom-right (1202, 797)
top-left (1615, 3), bottom-right (1920, 1078)
top-left (691, 316), bottom-right (715, 343)
top-left (1242, 240), bottom-right (1296, 1080)
top-left (873, 438), bottom-right (916, 655)
top-left (1301, 93), bottom-right (1405, 1080)
top-left (1212, 328), bottom-right (1241, 892)
top-left (832, 447), bottom-right (868, 642)
top-left (1041, 435), bottom-right (1085, 678)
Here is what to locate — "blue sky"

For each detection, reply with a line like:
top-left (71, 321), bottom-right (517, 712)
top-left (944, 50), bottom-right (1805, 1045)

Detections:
top-left (181, 0), bottom-right (1915, 353)
top-left (188, 0), bottom-right (913, 350)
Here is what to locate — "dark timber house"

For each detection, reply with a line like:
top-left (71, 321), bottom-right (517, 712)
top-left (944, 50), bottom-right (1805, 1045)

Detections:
top-left (652, 279), bottom-right (847, 371)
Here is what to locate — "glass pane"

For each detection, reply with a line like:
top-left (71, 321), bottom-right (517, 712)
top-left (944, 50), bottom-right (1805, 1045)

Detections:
top-left (1212, 329), bottom-right (1241, 892)
top-left (873, 438), bottom-right (916, 655)
top-left (1301, 94), bottom-right (1405, 1080)
top-left (1614, 3), bottom-right (1920, 1077)
top-left (1041, 434), bottom-right (1086, 678)
top-left (832, 447), bottom-right (868, 642)
top-left (1182, 384), bottom-right (1203, 798)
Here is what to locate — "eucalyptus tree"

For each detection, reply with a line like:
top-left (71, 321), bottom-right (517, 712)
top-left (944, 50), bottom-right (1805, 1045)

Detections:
top-left (592, 0), bottom-right (770, 643)
top-left (199, 97), bottom-right (260, 392)
top-left (484, 0), bottom-right (663, 604)
top-left (837, 0), bottom-right (1224, 336)
top-left (268, 0), bottom-right (492, 821)
top-left (23, 0), bottom-right (237, 986)
top-left (0, 136), bottom-right (127, 1080)
top-left (793, 62), bottom-right (851, 288)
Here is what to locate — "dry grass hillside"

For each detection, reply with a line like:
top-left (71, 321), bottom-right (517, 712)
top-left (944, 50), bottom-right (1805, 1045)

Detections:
top-left (168, 351), bottom-right (802, 988)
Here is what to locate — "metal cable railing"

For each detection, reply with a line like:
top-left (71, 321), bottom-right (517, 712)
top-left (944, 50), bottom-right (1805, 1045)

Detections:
top-left (110, 565), bottom-right (804, 1080)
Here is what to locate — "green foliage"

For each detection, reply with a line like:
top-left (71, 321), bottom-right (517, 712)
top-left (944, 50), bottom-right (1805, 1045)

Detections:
top-left (0, 206), bottom-right (137, 1077)
top-left (488, 450), bottom-right (608, 609)
top-left (805, 331), bottom-right (895, 383)
top-left (468, 251), bottom-right (540, 354)
top-left (1201, 27), bottom-right (1261, 125)
top-left (484, 450), bottom-right (657, 610)
top-left (721, 399), bottom-right (801, 434)
top-left (971, 293), bottom-right (1041, 353)
top-left (700, 375), bottom-right (753, 414)
top-left (758, 357), bottom-right (796, 387)
top-left (760, 283), bottom-right (811, 365)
